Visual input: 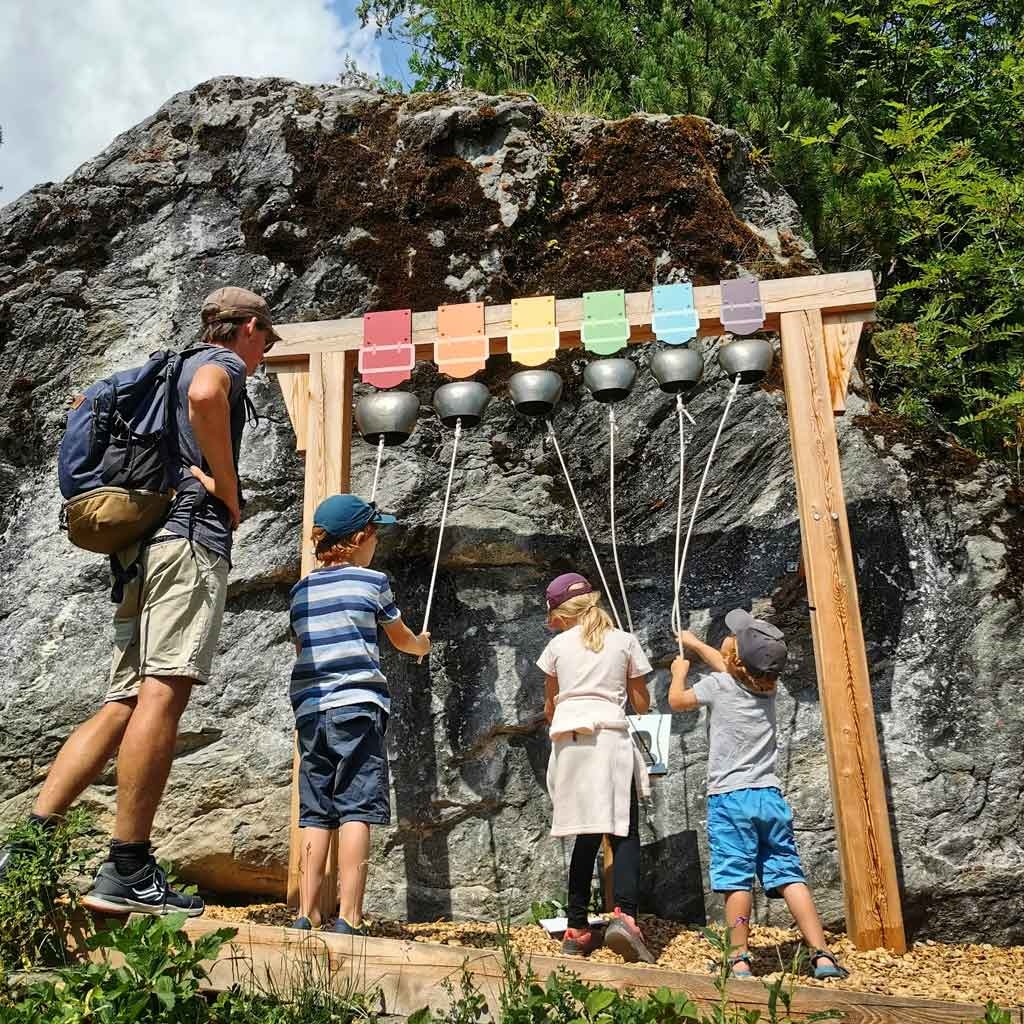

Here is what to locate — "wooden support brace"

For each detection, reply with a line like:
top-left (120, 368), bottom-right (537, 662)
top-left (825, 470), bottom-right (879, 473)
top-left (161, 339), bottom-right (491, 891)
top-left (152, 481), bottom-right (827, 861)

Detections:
top-left (822, 311), bottom-right (867, 415)
top-left (286, 351), bottom-right (356, 919)
top-left (779, 308), bottom-right (906, 952)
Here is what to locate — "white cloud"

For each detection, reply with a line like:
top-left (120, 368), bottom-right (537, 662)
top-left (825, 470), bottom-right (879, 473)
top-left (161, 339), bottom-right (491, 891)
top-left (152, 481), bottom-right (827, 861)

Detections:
top-left (0, 0), bottom-right (383, 204)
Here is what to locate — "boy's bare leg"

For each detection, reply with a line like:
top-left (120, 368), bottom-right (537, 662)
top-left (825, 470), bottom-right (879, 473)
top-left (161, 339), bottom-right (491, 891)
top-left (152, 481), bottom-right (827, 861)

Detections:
top-left (778, 882), bottom-right (829, 955)
top-left (298, 827), bottom-right (333, 926)
top-left (113, 676), bottom-right (192, 842)
top-left (338, 821), bottom-right (371, 926)
top-left (723, 890), bottom-right (754, 959)
top-left (34, 700), bottom-right (136, 817)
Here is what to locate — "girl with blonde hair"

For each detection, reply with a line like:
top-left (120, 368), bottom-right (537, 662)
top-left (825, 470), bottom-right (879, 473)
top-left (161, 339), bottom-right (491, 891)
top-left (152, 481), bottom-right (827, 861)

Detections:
top-left (536, 572), bottom-right (655, 963)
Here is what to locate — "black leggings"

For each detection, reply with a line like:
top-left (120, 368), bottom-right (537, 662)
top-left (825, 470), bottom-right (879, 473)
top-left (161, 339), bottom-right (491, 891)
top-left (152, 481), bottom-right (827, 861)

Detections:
top-left (566, 783), bottom-right (640, 928)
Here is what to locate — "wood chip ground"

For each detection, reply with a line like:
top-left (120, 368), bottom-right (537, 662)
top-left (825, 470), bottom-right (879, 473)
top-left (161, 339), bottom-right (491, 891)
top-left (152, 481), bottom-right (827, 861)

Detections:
top-left (204, 903), bottom-right (1024, 1009)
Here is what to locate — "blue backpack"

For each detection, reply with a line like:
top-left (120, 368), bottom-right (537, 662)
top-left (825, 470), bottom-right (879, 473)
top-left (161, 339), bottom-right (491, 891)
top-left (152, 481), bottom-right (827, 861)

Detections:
top-left (58, 349), bottom-right (191, 557)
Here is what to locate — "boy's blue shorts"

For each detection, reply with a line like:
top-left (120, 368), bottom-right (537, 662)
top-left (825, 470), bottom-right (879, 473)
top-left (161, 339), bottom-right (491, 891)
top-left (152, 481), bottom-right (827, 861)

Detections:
top-left (707, 787), bottom-right (806, 897)
top-left (296, 704), bottom-right (390, 829)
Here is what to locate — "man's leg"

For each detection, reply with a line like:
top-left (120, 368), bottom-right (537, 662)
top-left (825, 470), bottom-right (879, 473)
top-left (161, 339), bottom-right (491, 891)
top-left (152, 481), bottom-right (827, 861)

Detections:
top-left (34, 700), bottom-right (135, 818)
top-left (113, 675), bottom-right (193, 842)
top-left (81, 673), bottom-right (204, 917)
top-left (337, 821), bottom-right (371, 926)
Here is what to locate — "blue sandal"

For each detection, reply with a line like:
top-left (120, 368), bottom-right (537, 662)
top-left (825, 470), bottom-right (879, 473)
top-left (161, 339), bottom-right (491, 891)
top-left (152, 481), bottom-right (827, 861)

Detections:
top-left (728, 953), bottom-right (754, 978)
top-left (811, 949), bottom-right (849, 980)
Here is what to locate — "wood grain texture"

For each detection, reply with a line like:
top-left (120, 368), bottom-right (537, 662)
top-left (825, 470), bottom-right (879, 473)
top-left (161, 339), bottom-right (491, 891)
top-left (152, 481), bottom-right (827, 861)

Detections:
top-left (822, 311), bottom-right (867, 414)
top-left (780, 309), bottom-right (906, 953)
top-left (275, 367), bottom-right (309, 451)
top-left (182, 920), bottom-right (987, 1023)
top-left (265, 273), bottom-right (877, 363)
top-left (287, 352), bottom-right (356, 918)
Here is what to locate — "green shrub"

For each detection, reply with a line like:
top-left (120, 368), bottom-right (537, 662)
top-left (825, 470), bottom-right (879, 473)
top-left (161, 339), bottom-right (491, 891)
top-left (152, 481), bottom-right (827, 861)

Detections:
top-left (1, 913), bottom-right (235, 1023)
top-left (0, 809), bottom-right (98, 972)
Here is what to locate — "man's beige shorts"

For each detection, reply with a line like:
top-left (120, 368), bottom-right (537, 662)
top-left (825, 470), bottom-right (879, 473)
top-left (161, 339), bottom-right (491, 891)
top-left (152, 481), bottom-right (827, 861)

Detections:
top-left (106, 536), bottom-right (229, 702)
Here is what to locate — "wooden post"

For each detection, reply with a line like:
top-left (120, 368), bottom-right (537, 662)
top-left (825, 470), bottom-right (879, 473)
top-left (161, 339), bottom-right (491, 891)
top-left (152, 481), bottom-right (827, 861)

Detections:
top-left (601, 838), bottom-right (614, 911)
top-left (286, 350), bottom-right (356, 919)
top-left (779, 308), bottom-right (906, 952)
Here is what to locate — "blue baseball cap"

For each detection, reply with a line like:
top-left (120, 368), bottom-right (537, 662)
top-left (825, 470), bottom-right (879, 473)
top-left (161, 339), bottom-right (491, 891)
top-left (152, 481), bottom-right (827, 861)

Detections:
top-left (313, 494), bottom-right (396, 540)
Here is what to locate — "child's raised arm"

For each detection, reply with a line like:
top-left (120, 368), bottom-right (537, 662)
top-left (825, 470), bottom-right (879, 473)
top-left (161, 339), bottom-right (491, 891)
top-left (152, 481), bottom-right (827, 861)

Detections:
top-left (678, 630), bottom-right (727, 673)
top-left (626, 675), bottom-right (651, 715)
top-left (668, 656), bottom-right (699, 711)
top-left (383, 617), bottom-right (431, 658)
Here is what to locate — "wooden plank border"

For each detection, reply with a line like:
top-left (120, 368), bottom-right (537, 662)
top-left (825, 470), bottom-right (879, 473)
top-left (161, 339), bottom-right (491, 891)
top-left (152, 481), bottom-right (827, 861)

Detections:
top-left (182, 920), bottom-right (992, 1024)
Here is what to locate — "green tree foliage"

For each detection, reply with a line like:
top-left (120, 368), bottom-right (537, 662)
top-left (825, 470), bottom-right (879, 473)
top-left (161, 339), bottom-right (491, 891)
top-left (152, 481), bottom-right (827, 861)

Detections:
top-left (359, 0), bottom-right (1024, 465)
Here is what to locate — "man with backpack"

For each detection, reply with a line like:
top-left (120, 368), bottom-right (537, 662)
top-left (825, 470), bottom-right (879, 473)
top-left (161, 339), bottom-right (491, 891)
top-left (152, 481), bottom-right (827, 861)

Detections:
top-left (0, 287), bottom-right (280, 917)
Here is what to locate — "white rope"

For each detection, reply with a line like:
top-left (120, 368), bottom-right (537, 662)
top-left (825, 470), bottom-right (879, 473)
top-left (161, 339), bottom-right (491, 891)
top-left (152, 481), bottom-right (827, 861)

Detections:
top-left (672, 374), bottom-right (742, 647)
top-left (545, 420), bottom-right (623, 631)
top-left (607, 407), bottom-right (634, 633)
top-left (421, 418), bottom-right (461, 637)
top-left (369, 435), bottom-right (385, 503)
top-left (670, 394), bottom-right (688, 655)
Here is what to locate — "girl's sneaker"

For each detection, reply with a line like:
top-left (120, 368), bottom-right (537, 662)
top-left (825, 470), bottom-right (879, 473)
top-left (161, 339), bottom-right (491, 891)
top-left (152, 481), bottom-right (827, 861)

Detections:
top-left (604, 908), bottom-right (655, 963)
top-left (561, 926), bottom-right (602, 956)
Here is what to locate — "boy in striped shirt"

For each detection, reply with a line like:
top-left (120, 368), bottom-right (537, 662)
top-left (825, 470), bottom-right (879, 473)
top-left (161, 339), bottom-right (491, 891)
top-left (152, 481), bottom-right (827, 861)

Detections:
top-left (289, 494), bottom-right (430, 933)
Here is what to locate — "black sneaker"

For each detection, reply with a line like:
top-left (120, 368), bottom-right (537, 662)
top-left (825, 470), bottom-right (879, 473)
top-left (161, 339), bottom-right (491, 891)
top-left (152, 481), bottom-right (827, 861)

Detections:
top-left (80, 857), bottom-right (205, 917)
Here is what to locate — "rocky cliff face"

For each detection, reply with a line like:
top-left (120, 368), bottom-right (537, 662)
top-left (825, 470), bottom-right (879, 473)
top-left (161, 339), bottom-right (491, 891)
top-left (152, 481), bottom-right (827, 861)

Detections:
top-left (1, 77), bottom-right (1021, 943)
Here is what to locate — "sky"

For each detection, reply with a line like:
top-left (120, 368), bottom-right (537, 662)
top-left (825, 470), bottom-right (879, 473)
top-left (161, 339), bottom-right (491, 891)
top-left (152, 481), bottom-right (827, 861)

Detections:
top-left (0, 0), bottom-right (413, 205)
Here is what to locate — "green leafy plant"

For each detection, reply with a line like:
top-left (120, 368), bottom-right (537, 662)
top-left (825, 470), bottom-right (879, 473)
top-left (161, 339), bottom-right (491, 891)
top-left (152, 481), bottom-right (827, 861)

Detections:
top-left (972, 1002), bottom-right (1012, 1024)
top-left (0, 808), bottom-right (98, 972)
top-left (2, 913), bottom-right (235, 1023)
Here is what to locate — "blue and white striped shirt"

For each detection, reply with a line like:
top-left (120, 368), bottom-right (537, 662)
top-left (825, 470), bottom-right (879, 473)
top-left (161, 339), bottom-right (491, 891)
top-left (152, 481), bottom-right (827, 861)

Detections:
top-left (289, 565), bottom-right (402, 722)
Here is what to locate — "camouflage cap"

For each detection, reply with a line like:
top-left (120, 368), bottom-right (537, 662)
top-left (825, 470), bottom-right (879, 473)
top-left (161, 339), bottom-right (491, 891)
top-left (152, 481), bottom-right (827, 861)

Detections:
top-left (201, 286), bottom-right (282, 348)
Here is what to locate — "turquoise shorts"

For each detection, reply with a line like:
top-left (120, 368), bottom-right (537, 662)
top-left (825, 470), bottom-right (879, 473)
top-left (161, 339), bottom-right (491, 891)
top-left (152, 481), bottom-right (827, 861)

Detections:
top-left (707, 787), bottom-right (806, 897)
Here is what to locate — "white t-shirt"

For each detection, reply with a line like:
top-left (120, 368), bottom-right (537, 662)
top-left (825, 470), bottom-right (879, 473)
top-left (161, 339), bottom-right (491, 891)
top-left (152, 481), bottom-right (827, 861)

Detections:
top-left (536, 626), bottom-right (653, 738)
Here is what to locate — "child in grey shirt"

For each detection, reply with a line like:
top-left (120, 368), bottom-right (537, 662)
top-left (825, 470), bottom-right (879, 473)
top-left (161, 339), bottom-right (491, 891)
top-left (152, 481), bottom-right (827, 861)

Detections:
top-left (669, 609), bottom-right (848, 981)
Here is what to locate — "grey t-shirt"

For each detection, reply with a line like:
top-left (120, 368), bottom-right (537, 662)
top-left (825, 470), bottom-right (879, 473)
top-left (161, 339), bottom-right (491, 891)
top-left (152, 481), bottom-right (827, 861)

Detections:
top-left (691, 671), bottom-right (781, 796)
top-left (158, 345), bottom-right (247, 565)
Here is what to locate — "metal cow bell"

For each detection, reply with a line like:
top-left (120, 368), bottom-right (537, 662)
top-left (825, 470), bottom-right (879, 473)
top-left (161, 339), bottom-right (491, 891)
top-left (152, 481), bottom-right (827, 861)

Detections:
top-left (583, 358), bottom-right (637, 403)
top-left (509, 370), bottom-right (563, 418)
top-left (718, 338), bottom-right (774, 384)
top-left (355, 391), bottom-right (420, 446)
top-left (433, 381), bottom-right (492, 428)
top-left (652, 347), bottom-right (704, 394)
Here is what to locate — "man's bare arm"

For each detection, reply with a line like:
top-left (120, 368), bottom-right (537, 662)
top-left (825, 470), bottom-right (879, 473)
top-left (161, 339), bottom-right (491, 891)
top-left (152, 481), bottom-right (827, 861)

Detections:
top-left (187, 363), bottom-right (240, 528)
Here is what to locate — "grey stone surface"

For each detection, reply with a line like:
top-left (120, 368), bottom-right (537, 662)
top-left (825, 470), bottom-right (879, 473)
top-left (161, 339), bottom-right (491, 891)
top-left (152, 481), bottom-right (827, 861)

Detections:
top-left (1, 77), bottom-right (1021, 942)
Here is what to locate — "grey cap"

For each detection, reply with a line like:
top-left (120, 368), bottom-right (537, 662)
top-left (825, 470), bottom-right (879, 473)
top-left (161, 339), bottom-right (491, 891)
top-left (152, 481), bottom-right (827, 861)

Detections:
top-left (725, 608), bottom-right (788, 676)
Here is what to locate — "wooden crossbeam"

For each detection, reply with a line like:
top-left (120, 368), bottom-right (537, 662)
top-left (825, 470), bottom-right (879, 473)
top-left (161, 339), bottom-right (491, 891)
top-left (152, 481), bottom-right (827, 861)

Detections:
top-left (266, 272), bottom-right (876, 364)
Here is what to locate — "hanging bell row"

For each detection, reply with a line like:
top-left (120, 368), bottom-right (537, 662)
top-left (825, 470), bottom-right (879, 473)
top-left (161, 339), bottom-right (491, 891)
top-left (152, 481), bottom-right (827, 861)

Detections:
top-left (354, 335), bottom-right (774, 442)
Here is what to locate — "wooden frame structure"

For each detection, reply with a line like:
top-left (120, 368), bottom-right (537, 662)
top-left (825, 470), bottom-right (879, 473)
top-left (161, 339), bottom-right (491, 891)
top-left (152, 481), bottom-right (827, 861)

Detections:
top-left (266, 270), bottom-right (905, 953)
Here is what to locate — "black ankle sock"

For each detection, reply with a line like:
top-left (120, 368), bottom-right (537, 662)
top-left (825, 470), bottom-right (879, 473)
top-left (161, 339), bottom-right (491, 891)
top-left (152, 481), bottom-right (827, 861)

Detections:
top-left (110, 840), bottom-right (151, 876)
top-left (28, 813), bottom-right (58, 831)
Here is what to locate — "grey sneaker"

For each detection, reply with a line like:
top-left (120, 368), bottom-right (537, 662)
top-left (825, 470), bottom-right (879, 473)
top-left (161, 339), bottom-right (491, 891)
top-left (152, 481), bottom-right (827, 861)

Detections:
top-left (604, 908), bottom-right (655, 964)
top-left (81, 858), bottom-right (204, 917)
